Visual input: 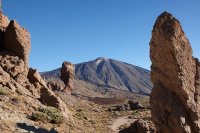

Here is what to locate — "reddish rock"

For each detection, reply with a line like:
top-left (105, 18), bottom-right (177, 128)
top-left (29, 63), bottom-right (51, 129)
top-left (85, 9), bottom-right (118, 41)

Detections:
top-left (0, 12), bottom-right (71, 120)
top-left (0, 52), bottom-right (25, 80)
top-left (39, 86), bottom-right (70, 119)
top-left (120, 119), bottom-right (156, 133)
top-left (60, 61), bottom-right (75, 93)
top-left (3, 20), bottom-right (31, 75)
top-left (28, 68), bottom-right (71, 119)
top-left (0, 11), bottom-right (10, 30)
top-left (47, 81), bottom-right (64, 91)
top-left (0, 66), bottom-right (10, 83)
top-left (28, 68), bottom-right (47, 87)
top-left (150, 11), bottom-right (200, 133)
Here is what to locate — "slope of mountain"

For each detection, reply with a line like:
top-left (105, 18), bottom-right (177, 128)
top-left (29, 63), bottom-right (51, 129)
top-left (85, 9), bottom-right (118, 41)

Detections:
top-left (41, 57), bottom-right (152, 95)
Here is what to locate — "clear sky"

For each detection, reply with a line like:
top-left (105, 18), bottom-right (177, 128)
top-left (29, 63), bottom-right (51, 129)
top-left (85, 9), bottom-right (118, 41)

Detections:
top-left (3, 0), bottom-right (200, 71)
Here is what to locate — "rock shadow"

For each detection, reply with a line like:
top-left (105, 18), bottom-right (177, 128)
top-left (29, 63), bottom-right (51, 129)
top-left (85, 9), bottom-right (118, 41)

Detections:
top-left (17, 123), bottom-right (58, 133)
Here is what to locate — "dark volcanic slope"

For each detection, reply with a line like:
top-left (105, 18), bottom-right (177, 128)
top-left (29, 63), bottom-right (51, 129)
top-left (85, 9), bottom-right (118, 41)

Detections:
top-left (41, 57), bottom-right (152, 95)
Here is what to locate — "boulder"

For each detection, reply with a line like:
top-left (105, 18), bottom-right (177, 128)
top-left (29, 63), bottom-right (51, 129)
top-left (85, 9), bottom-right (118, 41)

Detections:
top-left (128, 100), bottom-right (145, 110)
top-left (39, 86), bottom-right (70, 119)
top-left (60, 61), bottom-right (75, 93)
top-left (108, 104), bottom-right (130, 112)
top-left (150, 11), bottom-right (200, 133)
top-left (28, 68), bottom-right (71, 119)
top-left (28, 68), bottom-right (47, 87)
top-left (119, 119), bottom-right (156, 133)
top-left (47, 80), bottom-right (64, 91)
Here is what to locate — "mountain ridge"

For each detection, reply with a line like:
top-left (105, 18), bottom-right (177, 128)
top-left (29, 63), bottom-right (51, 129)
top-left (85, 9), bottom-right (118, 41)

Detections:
top-left (41, 57), bottom-right (152, 95)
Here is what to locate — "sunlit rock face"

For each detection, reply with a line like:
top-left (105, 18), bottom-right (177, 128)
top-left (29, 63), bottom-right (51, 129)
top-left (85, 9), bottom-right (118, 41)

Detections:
top-left (60, 61), bottom-right (75, 93)
top-left (0, 12), bottom-right (71, 120)
top-left (150, 11), bottom-right (200, 133)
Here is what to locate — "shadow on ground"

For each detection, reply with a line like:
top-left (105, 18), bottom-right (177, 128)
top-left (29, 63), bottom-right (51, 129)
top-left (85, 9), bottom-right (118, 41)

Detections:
top-left (17, 123), bottom-right (58, 133)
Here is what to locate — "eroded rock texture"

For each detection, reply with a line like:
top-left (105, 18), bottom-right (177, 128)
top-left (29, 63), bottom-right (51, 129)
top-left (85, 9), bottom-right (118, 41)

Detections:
top-left (0, 12), bottom-right (70, 119)
top-left (0, 11), bottom-right (9, 30)
top-left (3, 20), bottom-right (31, 74)
top-left (120, 119), bottom-right (156, 133)
top-left (150, 11), bottom-right (200, 133)
top-left (60, 61), bottom-right (75, 93)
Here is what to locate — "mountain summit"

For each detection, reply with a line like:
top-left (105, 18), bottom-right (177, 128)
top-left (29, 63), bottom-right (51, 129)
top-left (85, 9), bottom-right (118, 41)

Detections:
top-left (42, 57), bottom-right (152, 95)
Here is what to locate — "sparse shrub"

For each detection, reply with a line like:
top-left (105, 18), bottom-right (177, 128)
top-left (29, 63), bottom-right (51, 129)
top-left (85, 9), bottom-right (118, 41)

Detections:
top-left (11, 96), bottom-right (21, 104)
top-left (132, 110), bottom-right (139, 115)
top-left (32, 111), bottom-right (50, 122)
top-left (31, 106), bottom-right (64, 124)
top-left (132, 109), bottom-right (150, 116)
top-left (89, 119), bottom-right (96, 124)
top-left (0, 88), bottom-right (10, 95)
top-left (75, 112), bottom-right (87, 120)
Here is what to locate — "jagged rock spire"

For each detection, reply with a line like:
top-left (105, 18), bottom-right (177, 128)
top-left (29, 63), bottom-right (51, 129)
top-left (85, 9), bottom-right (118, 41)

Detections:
top-left (150, 11), bottom-right (200, 133)
top-left (60, 61), bottom-right (75, 93)
top-left (0, 12), bottom-right (9, 30)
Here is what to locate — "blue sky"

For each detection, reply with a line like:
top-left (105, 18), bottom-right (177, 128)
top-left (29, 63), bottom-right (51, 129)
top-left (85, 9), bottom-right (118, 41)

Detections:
top-left (3, 0), bottom-right (200, 71)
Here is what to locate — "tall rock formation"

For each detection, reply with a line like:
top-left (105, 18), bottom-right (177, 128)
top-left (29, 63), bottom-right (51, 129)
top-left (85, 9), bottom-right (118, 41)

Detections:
top-left (3, 20), bottom-right (31, 76)
top-left (0, 12), bottom-right (71, 120)
top-left (150, 12), bottom-right (200, 133)
top-left (60, 61), bottom-right (75, 93)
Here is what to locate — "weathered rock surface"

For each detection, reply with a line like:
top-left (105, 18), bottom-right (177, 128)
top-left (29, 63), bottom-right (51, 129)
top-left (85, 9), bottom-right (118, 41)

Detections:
top-left (28, 68), bottom-right (47, 87)
top-left (128, 100), bottom-right (145, 110)
top-left (120, 119), bottom-right (156, 133)
top-left (47, 80), bottom-right (65, 91)
top-left (0, 12), bottom-right (71, 122)
top-left (150, 11), bottom-right (200, 133)
top-left (60, 61), bottom-right (75, 93)
top-left (3, 20), bottom-right (31, 76)
top-left (0, 11), bottom-right (10, 30)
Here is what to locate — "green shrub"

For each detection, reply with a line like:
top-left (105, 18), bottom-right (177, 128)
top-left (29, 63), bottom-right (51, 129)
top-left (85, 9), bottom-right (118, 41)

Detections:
top-left (131, 109), bottom-right (150, 116)
top-left (11, 96), bottom-right (21, 104)
top-left (0, 88), bottom-right (10, 95)
top-left (32, 106), bottom-right (64, 124)
top-left (89, 119), bottom-right (96, 124)
top-left (132, 110), bottom-right (139, 115)
top-left (32, 111), bottom-right (50, 122)
top-left (75, 112), bottom-right (87, 120)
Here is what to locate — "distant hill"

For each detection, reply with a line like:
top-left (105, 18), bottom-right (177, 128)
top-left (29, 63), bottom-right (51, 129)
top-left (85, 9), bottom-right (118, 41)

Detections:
top-left (41, 57), bottom-right (152, 95)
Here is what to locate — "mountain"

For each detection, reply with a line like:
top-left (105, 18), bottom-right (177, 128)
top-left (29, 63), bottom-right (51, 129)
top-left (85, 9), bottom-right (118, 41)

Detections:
top-left (41, 57), bottom-right (152, 95)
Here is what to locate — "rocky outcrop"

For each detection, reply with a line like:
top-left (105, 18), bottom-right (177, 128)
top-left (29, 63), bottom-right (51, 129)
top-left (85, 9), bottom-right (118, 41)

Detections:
top-left (128, 100), bottom-right (145, 110)
top-left (60, 61), bottom-right (75, 93)
top-left (150, 11), bottom-right (200, 133)
top-left (28, 68), bottom-right (47, 87)
top-left (3, 20), bottom-right (31, 76)
top-left (0, 12), bottom-right (71, 120)
top-left (27, 68), bottom-right (71, 119)
top-left (47, 80), bottom-right (65, 91)
top-left (0, 11), bottom-right (10, 30)
top-left (120, 119), bottom-right (156, 133)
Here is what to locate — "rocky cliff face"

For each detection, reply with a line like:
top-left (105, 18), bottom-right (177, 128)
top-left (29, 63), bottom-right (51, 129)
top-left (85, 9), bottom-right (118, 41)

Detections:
top-left (0, 11), bottom-right (71, 122)
top-left (150, 11), bottom-right (200, 133)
